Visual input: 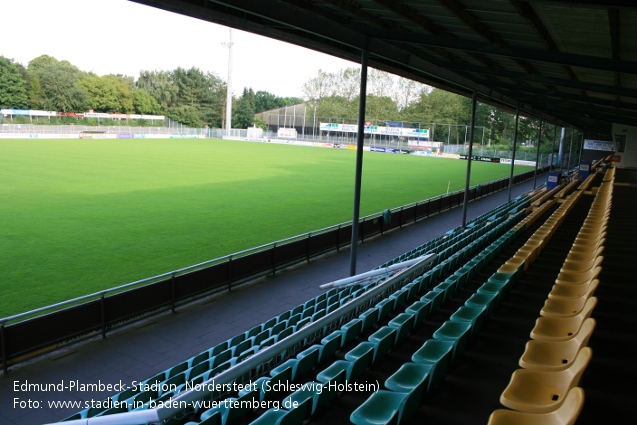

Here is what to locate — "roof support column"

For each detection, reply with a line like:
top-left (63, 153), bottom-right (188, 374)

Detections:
top-left (461, 91), bottom-right (477, 228)
top-left (550, 125), bottom-right (558, 171)
top-left (559, 127), bottom-right (566, 170)
top-left (533, 118), bottom-right (543, 188)
top-left (567, 128), bottom-right (574, 170)
top-left (349, 49), bottom-right (369, 276)
top-left (507, 107), bottom-right (520, 202)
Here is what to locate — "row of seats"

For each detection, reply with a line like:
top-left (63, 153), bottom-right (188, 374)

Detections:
top-left (257, 213), bottom-right (530, 424)
top-left (349, 226), bottom-right (532, 425)
top-left (60, 192), bottom-right (533, 423)
top-left (184, 180), bottom-right (610, 425)
top-left (380, 194), bottom-right (531, 269)
top-left (507, 179), bottom-right (585, 273)
top-left (233, 193), bottom-right (545, 425)
top-left (489, 167), bottom-right (613, 425)
top-left (347, 178), bottom-right (580, 425)
top-left (61, 285), bottom-right (358, 421)
top-left (199, 204), bottom-right (535, 425)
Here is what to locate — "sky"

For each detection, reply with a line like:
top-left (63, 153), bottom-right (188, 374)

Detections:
top-left (1, 0), bottom-right (357, 98)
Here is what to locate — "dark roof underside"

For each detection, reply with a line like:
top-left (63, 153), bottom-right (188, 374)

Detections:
top-left (131, 0), bottom-right (637, 138)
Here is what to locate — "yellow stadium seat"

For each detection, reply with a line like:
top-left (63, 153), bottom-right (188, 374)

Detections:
top-left (488, 387), bottom-right (584, 425)
top-left (499, 347), bottom-right (591, 413)
top-left (530, 298), bottom-right (596, 342)
top-left (519, 319), bottom-right (595, 371)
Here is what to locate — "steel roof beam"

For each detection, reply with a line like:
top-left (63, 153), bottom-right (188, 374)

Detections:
top-left (363, 30), bottom-right (637, 74)
top-left (435, 0), bottom-right (541, 76)
top-left (509, 0), bottom-right (580, 86)
top-left (440, 61), bottom-right (637, 98)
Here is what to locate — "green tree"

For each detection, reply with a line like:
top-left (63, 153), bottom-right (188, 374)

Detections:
top-left (139, 67), bottom-right (225, 127)
top-left (79, 74), bottom-right (122, 112)
top-left (280, 96), bottom-right (303, 106)
top-left (131, 88), bottom-right (161, 114)
top-left (316, 95), bottom-right (357, 120)
top-left (30, 57), bottom-right (87, 112)
top-left (169, 105), bottom-right (203, 127)
top-left (253, 117), bottom-right (268, 130)
top-left (254, 90), bottom-right (281, 113)
top-left (365, 94), bottom-right (399, 123)
top-left (104, 75), bottom-right (134, 112)
top-left (137, 70), bottom-right (178, 111)
top-left (0, 56), bottom-right (29, 108)
top-left (27, 54), bottom-right (58, 73)
top-left (400, 88), bottom-right (470, 143)
top-left (25, 73), bottom-right (43, 109)
top-left (233, 87), bottom-right (256, 128)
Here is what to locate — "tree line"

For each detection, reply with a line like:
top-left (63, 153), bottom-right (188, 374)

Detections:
top-left (0, 55), bottom-right (300, 129)
top-left (301, 67), bottom-right (576, 154)
top-left (1, 55), bottom-right (577, 154)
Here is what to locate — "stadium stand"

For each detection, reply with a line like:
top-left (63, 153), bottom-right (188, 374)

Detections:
top-left (3, 165), bottom-right (636, 425)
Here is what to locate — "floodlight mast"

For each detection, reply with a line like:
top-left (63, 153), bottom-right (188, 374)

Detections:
top-left (223, 29), bottom-right (234, 135)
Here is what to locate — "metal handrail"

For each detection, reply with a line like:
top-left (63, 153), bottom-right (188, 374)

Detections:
top-left (0, 170), bottom-right (533, 327)
top-left (0, 192), bottom-right (454, 326)
top-left (48, 254), bottom-right (436, 425)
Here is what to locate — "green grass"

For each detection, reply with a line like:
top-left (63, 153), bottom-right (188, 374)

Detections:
top-left (0, 138), bottom-right (531, 316)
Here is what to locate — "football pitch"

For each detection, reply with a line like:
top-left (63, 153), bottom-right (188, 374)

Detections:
top-left (0, 138), bottom-right (531, 317)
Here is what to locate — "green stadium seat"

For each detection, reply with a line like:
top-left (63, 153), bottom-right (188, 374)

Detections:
top-left (311, 309), bottom-right (325, 322)
top-left (276, 326), bottom-right (294, 342)
top-left (368, 326), bottom-right (396, 363)
top-left (319, 332), bottom-right (342, 362)
top-left (316, 356), bottom-right (368, 383)
top-left (334, 318), bottom-right (362, 347)
top-left (231, 338), bottom-right (253, 357)
top-left (167, 360), bottom-right (189, 379)
top-left (432, 280), bottom-right (456, 303)
top-left (270, 321), bottom-right (287, 337)
top-left (271, 345), bottom-right (321, 381)
top-left (251, 329), bottom-right (270, 346)
top-left (211, 349), bottom-right (233, 368)
top-left (433, 320), bottom-right (472, 362)
top-left (190, 351), bottom-right (210, 368)
top-left (384, 362), bottom-right (431, 395)
top-left (350, 388), bottom-right (422, 425)
top-left (301, 306), bottom-right (314, 320)
top-left (376, 298), bottom-right (395, 320)
top-left (421, 290), bottom-right (444, 311)
top-left (450, 305), bottom-right (487, 337)
top-left (388, 312), bottom-right (415, 344)
top-left (245, 325), bottom-right (262, 340)
top-left (254, 366), bottom-right (293, 401)
top-left (315, 299), bottom-right (327, 311)
top-left (228, 333), bottom-right (246, 348)
top-left (405, 299), bottom-right (431, 326)
top-left (411, 339), bottom-right (454, 388)
top-left (209, 342), bottom-right (228, 357)
top-left (187, 361), bottom-right (211, 382)
top-left (286, 313), bottom-right (302, 328)
top-left (389, 288), bottom-right (409, 308)
top-left (465, 292), bottom-right (499, 317)
top-left (359, 307), bottom-right (379, 333)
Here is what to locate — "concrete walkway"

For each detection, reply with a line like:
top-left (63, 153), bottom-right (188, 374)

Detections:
top-left (0, 177), bottom-right (542, 425)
